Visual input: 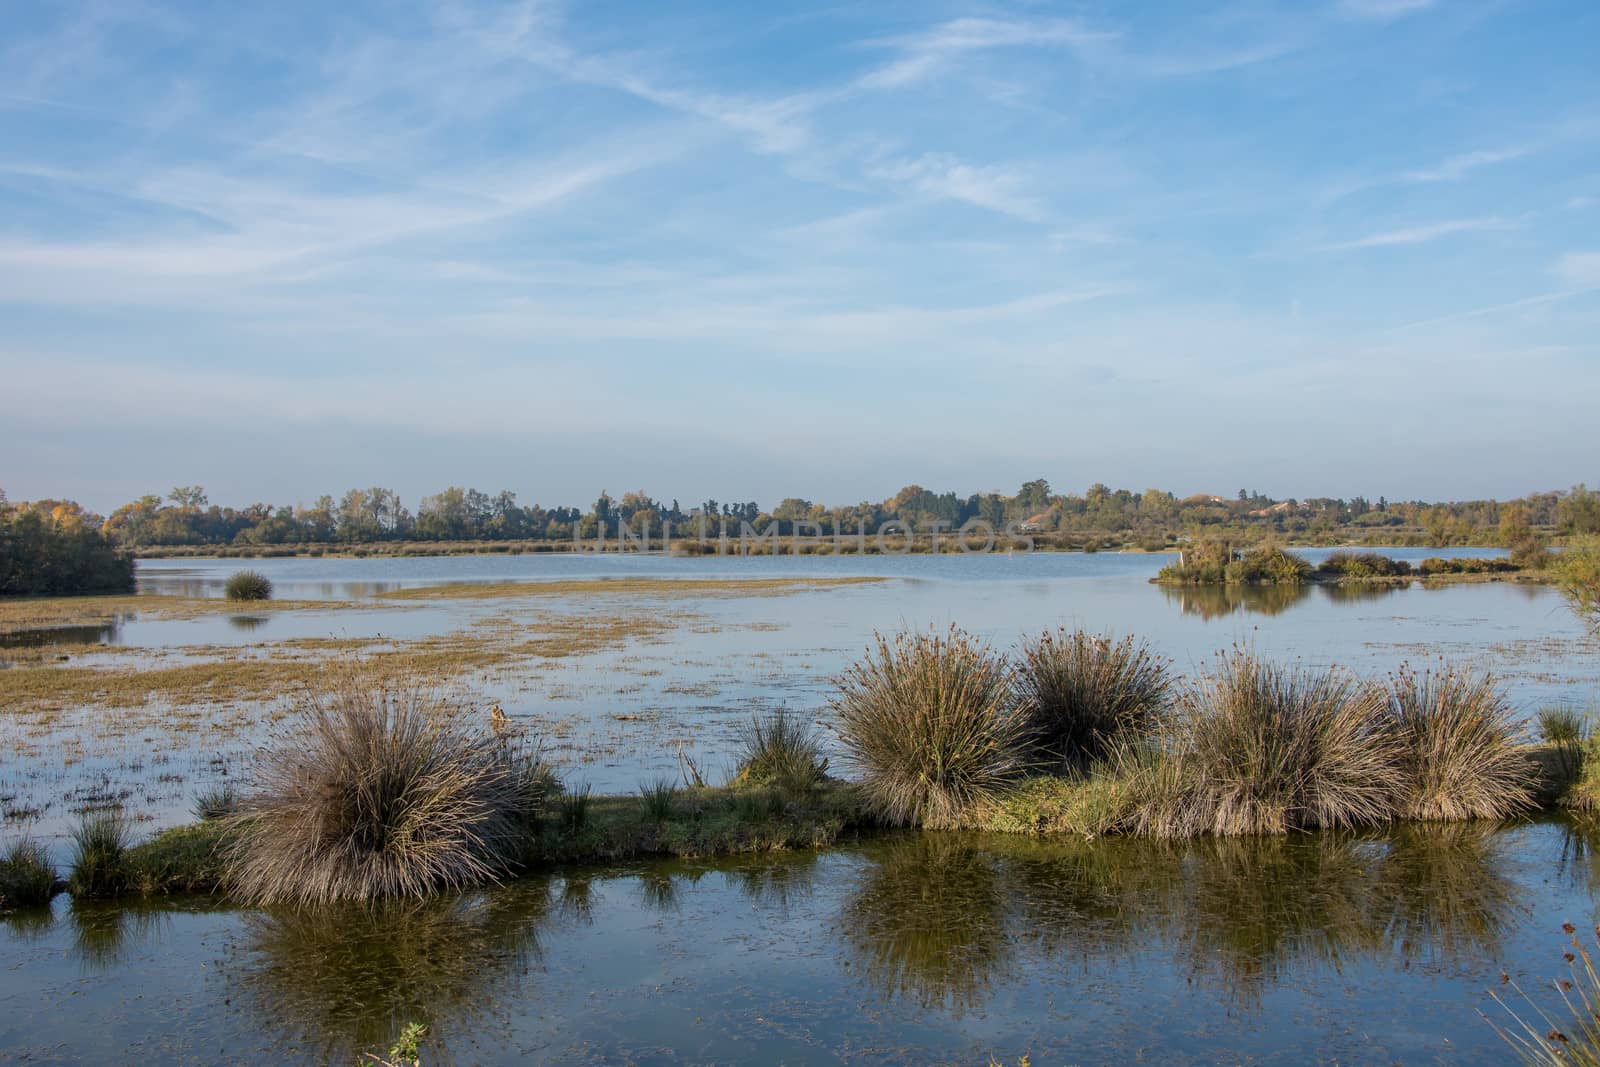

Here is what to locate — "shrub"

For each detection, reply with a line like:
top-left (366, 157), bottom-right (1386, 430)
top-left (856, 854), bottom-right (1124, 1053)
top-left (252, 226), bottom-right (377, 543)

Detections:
top-left (1509, 536), bottom-right (1552, 569)
top-left (223, 680), bottom-right (549, 905)
top-left (1387, 667), bottom-right (1534, 821)
top-left (1416, 556), bottom-right (1517, 576)
top-left (1315, 552), bottom-right (1412, 579)
top-left (1556, 537), bottom-right (1600, 629)
top-left (1225, 545), bottom-right (1312, 585)
top-left (732, 707), bottom-right (828, 794)
top-left (0, 839), bottom-right (57, 909)
top-left (224, 569), bottom-right (273, 601)
top-left (832, 627), bottom-right (1029, 829)
top-left (1134, 651), bottom-right (1403, 837)
top-left (68, 812), bottom-right (133, 896)
top-left (1015, 628), bottom-right (1171, 769)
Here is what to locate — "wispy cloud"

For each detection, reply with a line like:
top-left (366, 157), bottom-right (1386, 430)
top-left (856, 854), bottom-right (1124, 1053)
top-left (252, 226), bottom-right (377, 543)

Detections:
top-left (865, 153), bottom-right (1046, 221)
top-left (1322, 217), bottom-right (1514, 251)
top-left (1555, 251), bottom-right (1600, 287)
top-left (856, 17), bottom-right (1112, 90)
top-left (1338, 0), bottom-right (1437, 22)
top-left (1401, 147), bottom-right (1527, 182)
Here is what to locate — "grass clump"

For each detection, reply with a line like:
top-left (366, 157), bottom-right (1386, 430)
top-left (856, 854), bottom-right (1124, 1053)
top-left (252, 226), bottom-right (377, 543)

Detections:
top-left (1131, 651), bottom-right (1402, 838)
top-left (1315, 551), bottom-right (1412, 579)
top-left (223, 679), bottom-right (550, 906)
top-left (68, 811), bottom-right (133, 897)
top-left (224, 569), bottom-right (273, 601)
top-left (1387, 667), bottom-right (1534, 821)
top-left (1226, 544), bottom-right (1313, 585)
top-left (637, 778), bottom-right (677, 821)
top-left (832, 627), bottom-right (1029, 829)
top-left (192, 782), bottom-right (237, 821)
top-left (732, 707), bottom-right (828, 795)
top-left (0, 839), bottom-right (58, 910)
top-left (1015, 628), bottom-right (1171, 769)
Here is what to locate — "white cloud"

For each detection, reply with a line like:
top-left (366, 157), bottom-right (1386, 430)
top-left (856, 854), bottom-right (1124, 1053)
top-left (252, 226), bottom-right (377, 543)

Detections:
top-left (866, 153), bottom-right (1046, 221)
top-left (1322, 217), bottom-right (1513, 251)
top-left (1401, 147), bottom-right (1527, 182)
top-left (1555, 252), bottom-right (1600, 287)
top-left (857, 17), bottom-right (1111, 90)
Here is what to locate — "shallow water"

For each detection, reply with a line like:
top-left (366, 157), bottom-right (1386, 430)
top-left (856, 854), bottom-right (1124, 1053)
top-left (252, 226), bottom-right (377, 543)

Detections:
top-left (2, 818), bottom-right (1595, 1064)
top-left (2, 551), bottom-right (1596, 849)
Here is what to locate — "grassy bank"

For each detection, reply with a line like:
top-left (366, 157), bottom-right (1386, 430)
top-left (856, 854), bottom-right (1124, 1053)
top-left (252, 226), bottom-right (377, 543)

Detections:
top-left (1155, 543), bottom-right (1550, 587)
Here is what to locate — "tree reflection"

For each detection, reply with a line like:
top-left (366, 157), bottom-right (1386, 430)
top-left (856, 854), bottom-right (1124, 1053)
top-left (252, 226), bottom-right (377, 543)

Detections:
top-left (1159, 583), bottom-right (1311, 620)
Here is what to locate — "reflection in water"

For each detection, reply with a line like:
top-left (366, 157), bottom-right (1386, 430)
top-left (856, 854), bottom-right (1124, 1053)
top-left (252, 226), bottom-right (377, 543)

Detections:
top-left (1318, 582), bottom-right (1405, 606)
top-left (225, 614), bottom-right (271, 633)
top-left (1160, 583), bottom-right (1312, 620)
top-left (838, 835), bottom-right (1014, 1014)
top-left (725, 851), bottom-right (820, 916)
top-left (0, 620), bottom-right (122, 650)
top-left (68, 899), bottom-right (175, 969)
top-left (229, 884), bottom-right (553, 1061)
top-left (841, 826), bottom-right (1523, 1010)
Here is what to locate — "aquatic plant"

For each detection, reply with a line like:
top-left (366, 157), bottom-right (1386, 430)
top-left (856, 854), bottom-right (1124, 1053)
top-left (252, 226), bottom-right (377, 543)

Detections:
top-left (832, 626), bottom-right (1029, 829)
top-left (192, 782), bottom-right (237, 821)
top-left (1490, 922), bottom-right (1600, 1066)
top-left (1387, 666), bottom-right (1534, 821)
top-left (223, 680), bottom-right (549, 905)
top-left (1134, 651), bottom-right (1403, 837)
top-left (637, 777), bottom-right (677, 821)
top-left (1015, 627), bottom-right (1171, 769)
top-left (557, 783), bottom-right (592, 833)
top-left (732, 706), bottom-right (828, 794)
top-left (224, 569), bottom-right (273, 601)
top-left (1539, 706), bottom-right (1592, 797)
top-left (68, 811), bottom-right (133, 897)
top-left (0, 839), bottom-right (57, 910)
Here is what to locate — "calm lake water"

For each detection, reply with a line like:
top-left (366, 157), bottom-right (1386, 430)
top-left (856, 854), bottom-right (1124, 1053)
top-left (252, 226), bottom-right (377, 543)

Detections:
top-left (3, 551), bottom-right (1599, 1063)
top-left (2, 818), bottom-right (1596, 1064)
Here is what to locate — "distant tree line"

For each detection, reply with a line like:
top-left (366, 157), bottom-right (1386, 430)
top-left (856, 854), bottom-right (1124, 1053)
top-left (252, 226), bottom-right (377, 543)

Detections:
top-left (0, 492), bottom-right (135, 596)
top-left (10, 481), bottom-right (1600, 552)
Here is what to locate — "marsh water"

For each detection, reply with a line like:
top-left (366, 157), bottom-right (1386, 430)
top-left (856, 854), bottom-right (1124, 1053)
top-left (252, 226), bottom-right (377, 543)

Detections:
top-left (3, 819), bottom-right (1598, 1063)
top-left (3, 550), bottom-right (1599, 1062)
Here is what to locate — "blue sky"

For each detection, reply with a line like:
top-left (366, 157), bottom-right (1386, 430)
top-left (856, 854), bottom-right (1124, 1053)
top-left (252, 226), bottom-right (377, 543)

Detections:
top-left (3, 0), bottom-right (1597, 511)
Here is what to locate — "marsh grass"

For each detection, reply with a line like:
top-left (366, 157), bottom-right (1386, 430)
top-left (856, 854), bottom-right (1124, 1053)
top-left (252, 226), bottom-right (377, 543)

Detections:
top-left (637, 777), bottom-right (678, 821)
top-left (69, 811), bottom-right (133, 896)
top-left (192, 782), bottom-right (237, 821)
top-left (1388, 667), bottom-right (1534, 821)
top-left (732, 707), bottom-right (828, 795)
top-left (223, 679), bottom-right (550, 905)
top-left (1015, 628), bottom-right (1171, 769)
top-left (224, 570), bottom-right (273, 601)
top-left (1490, 922), bottom-right (1600, 1066)
top-left (833, 627), bottom-right (1030, 829)
top-left (1134, 651), bottom-right (1403, 837)
top-left (0, 839), bottom-right (57, 909)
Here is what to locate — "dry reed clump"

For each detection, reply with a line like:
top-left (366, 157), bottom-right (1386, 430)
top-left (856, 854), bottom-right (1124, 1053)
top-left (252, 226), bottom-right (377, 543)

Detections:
top-left (832, 626), bottom-right (1029, 830)
top-left (1015, 628), bottom-right (1171, 769)
top-left (223, 679), bottom-right (553, 905)
top-left (1129, 650), bottom-right (1404, 838)
top-left (224, 569), bottom-right (273, 601)
top-left (1387, 666), bottom-right (1534, 821)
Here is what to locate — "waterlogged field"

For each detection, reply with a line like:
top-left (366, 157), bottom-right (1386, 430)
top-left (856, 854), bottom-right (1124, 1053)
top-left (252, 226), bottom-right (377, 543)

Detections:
top-left (1, 549), bottom-right (1595, 849)
top-left (2, 819), bottom-right (1598, 1063)
top-left (3, 550), bottom-right (1599, 1063)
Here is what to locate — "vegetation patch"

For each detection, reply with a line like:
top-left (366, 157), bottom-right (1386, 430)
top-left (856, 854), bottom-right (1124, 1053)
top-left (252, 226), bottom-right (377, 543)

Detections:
top-left (373, 576), bottom-right (884, 601)
top-left (224, 569), bottom-right (273, 601)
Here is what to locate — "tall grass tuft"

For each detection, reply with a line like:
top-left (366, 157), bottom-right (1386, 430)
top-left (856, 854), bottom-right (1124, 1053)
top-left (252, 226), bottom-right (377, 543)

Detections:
top-left (0, 839), bottom-right (58, 909)
top-left (223, 680), bottom-right (548, 905)
top-left (637, 777), bottom-right (677, 821)
top-left (224, 569), bottom-right (273, 601)
top-left (192, 782), bottom-right (237, 821)
top-left (1015, 628), bottom-right (1171, 769)
top-left (832, 626), bottom-right (1029, 829)
top-left (1133, 650), bottom-right (1403, 837)
top-left (1541, 706), bottom-right (1594, 798)
top-left (733, 707), bottom-right (828, 794)
top-left (68, 812), bottom-right (132, 897)
top-left (1388, 667), bottom-right (1534, 821)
